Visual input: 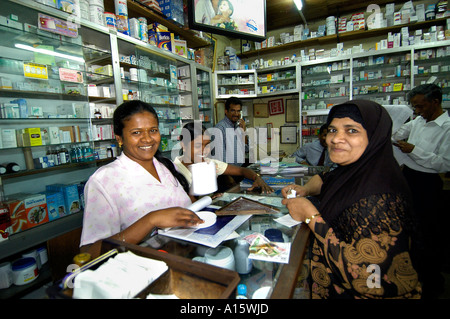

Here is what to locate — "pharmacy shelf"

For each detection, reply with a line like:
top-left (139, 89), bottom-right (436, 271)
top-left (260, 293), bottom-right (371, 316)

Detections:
top-left (238, 17), bottom-right (449, 59)
top-left (0, 212), bottom-right (83, 260)
top-left (1, 158), bottom-right (113, 181)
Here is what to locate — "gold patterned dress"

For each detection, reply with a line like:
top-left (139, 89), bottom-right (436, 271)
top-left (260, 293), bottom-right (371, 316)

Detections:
top-left (310, 193), bottom-right (421, 299)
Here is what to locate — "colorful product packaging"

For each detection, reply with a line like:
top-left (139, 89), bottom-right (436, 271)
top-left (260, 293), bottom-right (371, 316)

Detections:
top-left (156, 31), bottom-right (173, 51)
top-left (45, 191), bottom-right (66, 221)
top-left (6, 193), bottom-right (49, 234)
top-left (46, 184), bottom-right (81, 215)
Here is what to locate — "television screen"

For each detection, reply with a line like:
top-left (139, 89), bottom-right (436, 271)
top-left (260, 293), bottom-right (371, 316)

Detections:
top-left (188, 0), bottom-right (266, 42)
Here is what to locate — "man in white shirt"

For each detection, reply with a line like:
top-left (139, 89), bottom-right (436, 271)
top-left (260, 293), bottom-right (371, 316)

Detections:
top-left (393, 83), bottom-right (450, 298)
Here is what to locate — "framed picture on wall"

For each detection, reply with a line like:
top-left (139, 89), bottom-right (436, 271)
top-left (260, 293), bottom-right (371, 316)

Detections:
top-left (280, 125), bottom-right (297, 144)
top-left (253, 103), bottom-right (269, 118)
top-left (285, 99), bottom-right (299, 123)
top-left (269, 99), bottom-right (284, 115)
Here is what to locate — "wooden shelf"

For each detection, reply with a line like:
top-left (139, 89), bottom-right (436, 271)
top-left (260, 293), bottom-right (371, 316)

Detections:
top-left (238, 18), bottom-right (449, 59)
top-left (0, 212), bottom-right (83, 260)
top-left (106, 0), bottom-right (210, 49)
top-left (1, 158), bottom-right (114, 181)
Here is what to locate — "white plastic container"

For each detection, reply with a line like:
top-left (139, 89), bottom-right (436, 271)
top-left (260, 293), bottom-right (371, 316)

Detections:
top-left (104, 12), bottom-right (116, 30)
top-left (89, 5), bottom-right (105, 26)
top-left (37, 246), bottom-right (48, 265)
top-left (0, 262), bottom-right (13, 289)
top-left (22, 249), bottom-right (42, 270)
top-left (205, 246), bottom-right (235, 271)
top-left (12, 257), bottom-right (39, 286)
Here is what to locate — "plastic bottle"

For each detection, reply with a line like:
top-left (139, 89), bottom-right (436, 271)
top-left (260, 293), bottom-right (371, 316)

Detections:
top-left (60, 145), bottom-right (70, 164)
top-left (70, 147), bottom-right (78, 163)
top-left (58, 147), bottom-right (66, 165)
top-left (0, 165), bottom-right (6, 175)
top-left (76, 146), bottom-right (84, 162)
top-left (94, 109), bottom-right (102, 119)
top-left (234, 239), bottom-right (253, 275)
top-left (128, 90), bottom-right (133, 100)
top-left (236, 284), bottom-right (248, 299)
top-left (83, 143), bottom-right (94, 162)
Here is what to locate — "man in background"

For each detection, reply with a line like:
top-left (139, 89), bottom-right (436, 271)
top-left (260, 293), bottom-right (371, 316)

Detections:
top-left (292, 124), bottom-right (334, 168)
top-left (213, 96), bottom-right (248, 191)
top-left (393, 83), bottom-right (450, 298)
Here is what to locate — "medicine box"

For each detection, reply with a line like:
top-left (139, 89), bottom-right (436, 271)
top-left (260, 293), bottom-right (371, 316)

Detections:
top-left (1, 129), bottom-right (17, 148)
top-left (22, 127), bottom-right (43, 146)
top-left (156, 32), bottom-right (173, 51)
top-left (6, 193), bottom-right (49, 234)
top-left (45, 191), bottom-right (66, 220)
top-left (46, 184), bottom-right (81, 215)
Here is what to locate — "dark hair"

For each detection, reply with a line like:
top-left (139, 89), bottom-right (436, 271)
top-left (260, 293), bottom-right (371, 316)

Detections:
top-left (407, 84), bottom-right (442, 103)
top-left (219, 0), bottom-right (234, 16)
top-left (180, 121), bottom-right (207, 146)
top-left (327, 103), bottom-right (366, 131)
top-left (319, 123), bottom-right (328, 134)
top-left (113, 100), bottom-right (190, 194)
top-left (225, 96), bottom-right (242, 111)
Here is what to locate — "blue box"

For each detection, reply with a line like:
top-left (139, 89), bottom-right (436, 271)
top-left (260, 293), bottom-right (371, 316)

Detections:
top-left (45, 191), bottom-right (66, 220)
top-left (46, 183), bottom-right (81, 215)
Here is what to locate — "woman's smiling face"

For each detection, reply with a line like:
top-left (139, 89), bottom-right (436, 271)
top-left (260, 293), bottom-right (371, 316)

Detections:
top-left (116, 111), bottom-right (160, 165)
top-left (326, 117), bottom-right (369, 166)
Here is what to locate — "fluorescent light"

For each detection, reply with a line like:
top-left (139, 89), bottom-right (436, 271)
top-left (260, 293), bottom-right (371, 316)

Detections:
top-left (14, 43), bottom-right (85, 63)
top-left (294, 0), bottom-right (303, 11)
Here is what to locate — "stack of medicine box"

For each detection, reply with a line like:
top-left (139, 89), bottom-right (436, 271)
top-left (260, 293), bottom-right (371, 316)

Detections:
top-left (158, 0), bottom-right (184, 25)
top-left (46, 183), bottom-right (81, 216)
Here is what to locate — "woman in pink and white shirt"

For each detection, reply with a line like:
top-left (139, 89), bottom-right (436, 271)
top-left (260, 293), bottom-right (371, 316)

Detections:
top-left (80, 101), bottom-right (203, 254)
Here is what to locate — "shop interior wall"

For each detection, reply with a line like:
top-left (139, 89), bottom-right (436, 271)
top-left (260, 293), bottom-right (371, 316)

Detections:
top-left (211, 0), bottom-right (434, 156)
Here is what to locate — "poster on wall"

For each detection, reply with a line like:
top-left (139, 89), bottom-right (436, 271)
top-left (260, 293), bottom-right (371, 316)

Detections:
top-left (269, 99), bottom-right (284, 115)
top-left (189, 0), bottom-right (266, 41)
top-left (285, 99), bottom-right (299, 122)
top-left (280, 125), bottom-right (297, 144)
top-left (253, 103), bottom-right (269, 118)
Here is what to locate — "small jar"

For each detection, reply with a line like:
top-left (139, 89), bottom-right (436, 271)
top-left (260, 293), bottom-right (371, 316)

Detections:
top-left (234, 240), bottom-right (252, 275)
top-left (0, 262), bottom-right (13, 289)
top-left (12, 257), bottom-right (38, 286)
top-left (73, 253), bottom-right (91, 267)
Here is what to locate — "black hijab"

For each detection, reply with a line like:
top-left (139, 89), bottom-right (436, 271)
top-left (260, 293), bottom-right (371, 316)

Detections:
top-left (318, 100), bottom-right (414, 241)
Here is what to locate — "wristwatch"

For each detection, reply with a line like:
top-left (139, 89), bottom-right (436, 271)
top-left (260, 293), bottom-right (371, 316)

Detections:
top-left (305, 213), bottom-right (321, 224)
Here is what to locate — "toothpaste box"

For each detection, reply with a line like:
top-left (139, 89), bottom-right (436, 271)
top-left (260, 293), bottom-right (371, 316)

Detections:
top-left (46, 183), bottom-right (81, 215)
top-left (45, 191), bottom-right (66, 221)
top-left (6, 193), bottom-right (49, 234)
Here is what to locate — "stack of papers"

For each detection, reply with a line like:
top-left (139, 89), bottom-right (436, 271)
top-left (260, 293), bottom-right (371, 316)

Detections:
top-left (259, 162), bottom-right (308, 175)
top-left (73, 252), bottom-right (168, 299)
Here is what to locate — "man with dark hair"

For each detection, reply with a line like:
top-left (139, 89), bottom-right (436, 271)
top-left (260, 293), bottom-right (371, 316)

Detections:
top-left (213, 97), bottom-right (249, 191)
top-left (214, 96), bottom-right (247, 166)
top-left (393, 83), bottom-right (450, 298)
top-left (292, 124), bottom-right (334, 168)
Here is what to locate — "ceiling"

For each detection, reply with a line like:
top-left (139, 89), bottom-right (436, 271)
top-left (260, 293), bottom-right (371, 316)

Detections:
top-left (266, 0), bottom-right (395, 31)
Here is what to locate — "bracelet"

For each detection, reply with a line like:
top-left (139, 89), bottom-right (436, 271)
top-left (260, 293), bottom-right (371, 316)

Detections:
top-left (305, 213), bottom-right (321, 224)
top-left (254, 173), bottom-right (261, 179)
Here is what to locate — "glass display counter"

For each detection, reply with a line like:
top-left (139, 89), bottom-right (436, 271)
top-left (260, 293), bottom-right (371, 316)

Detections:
top-left (139, 185), bottom-right (311, 299)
